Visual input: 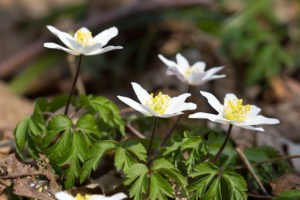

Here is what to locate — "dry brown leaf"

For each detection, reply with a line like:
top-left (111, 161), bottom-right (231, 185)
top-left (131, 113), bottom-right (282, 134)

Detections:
top-left (271, 173), bottom-right (300, 196)
top-left (0, 154), bottom-right (60, 200)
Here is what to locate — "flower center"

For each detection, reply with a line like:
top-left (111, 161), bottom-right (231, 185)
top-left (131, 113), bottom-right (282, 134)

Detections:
top-left (184, 67), bottom-right (201, 76)
top-left (75, 194), bottom-right (91, 200)
top-left (74, 28), bottom-right (93, 46)
top-left (224, 99), bottom-right (250, 122)
top-left (146, 92), bottom-right (171, 114)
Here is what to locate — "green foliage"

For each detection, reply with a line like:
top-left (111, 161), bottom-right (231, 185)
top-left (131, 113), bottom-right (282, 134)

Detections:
top-left (243, 146), bottom-right (292, 187)
top-left (162, 132), bottom-right (208, 174)
top-left (189, 162), bottom-right (247, 200)
top-left (221, 0), bottom-right (293, 84)
top-left (123, 158), bottom-right (187, 200)
top-left (14, 95), bottom-right (124, 188)
top-left (124, 163), bottom-right (149, 200)
top-left (274, 190), bottom-right (300, 200)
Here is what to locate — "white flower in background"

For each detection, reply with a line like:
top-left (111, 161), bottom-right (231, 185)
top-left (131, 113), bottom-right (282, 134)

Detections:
top-left (189, 91), bottom-right (279, 131)
top-left (44, 25), bottom-right (123, 56)
top-left (158, 53), bottom-right (225, 86)
top-left (55, 191), bottom-right (127, 200)
top-left (117, 82), bottom-right (196, 118)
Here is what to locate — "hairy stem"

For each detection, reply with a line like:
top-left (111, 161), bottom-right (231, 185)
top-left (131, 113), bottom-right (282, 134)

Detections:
top-left (64, 55), bottom-right (82, 115)
top-left (211, 124), bottom-right (233, 163)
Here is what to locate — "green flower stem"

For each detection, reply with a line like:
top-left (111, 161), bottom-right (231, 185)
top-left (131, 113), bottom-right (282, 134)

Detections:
top-left (64, 55), bottom-right (82, 115)
top-left (147, 117), bottom-right (158, 157)
top-left (160, 115), bottom-right (182, 147)
top-left (211, 124), bottom-right (233, 163)
top-left (160, 85), bottom-right (193, 147)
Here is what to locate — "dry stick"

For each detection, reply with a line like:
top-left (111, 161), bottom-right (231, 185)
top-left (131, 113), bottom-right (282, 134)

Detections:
top-left (64, 55), bottom-right (82, 115)
top-left (0, 0), bottom-right (213, 79)
top-left (235, 154), bottom-right (300, 170)
top-left (248, 193), bottom-right (273, 200)
top-left (236, 147), bottom-right (269, 196)
top-left (211, 124), bottom-right (232, 163)
top-left (126, 123), bottom-right (145, 139)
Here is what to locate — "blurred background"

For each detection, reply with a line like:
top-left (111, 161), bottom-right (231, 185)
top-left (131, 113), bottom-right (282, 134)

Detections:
top-left (0, 0), bottom-right (300, 175)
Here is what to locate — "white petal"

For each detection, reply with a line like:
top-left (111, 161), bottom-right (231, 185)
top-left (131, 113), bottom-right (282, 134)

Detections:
top-left (158, 54), bottom-right (177, 68)
top-left (46, 25), bottom-right (78, 50)
top-left (176, 53), bottom-right (189, 74)
top-left (131, 82), bottom-right (150, 104)
top-left (43, 42), bottom-right (80, 55)
top-left (165, 93), bottom-right (191, 114)
top-left (203, 66), bottom-right (224, 79)
top-left (186, 72), bottom-right (206, 85)
top-left (85, 46), bottom-right (123, 56)
top-left (92, 27), bottom-right (119, 47)
top-left (248, 105), bottom-right (261, 116)
top-left (189, 112), bottom-right (229, 124)
top-left (179, 102), bottom-right (197, 112)
top-left (243, 115), bottom-right (280, 125)
top-left (80, 43), bottom-right (103, 55)
top-left (224, 93), bottom-right (238, 102)
top-left (191, 61), bottom-right (206, 72)
top-left (117, 96), bottom-right (151, 116)
top-left (200, 91), bottom-right (223, 113)
top-left (107, 193), bottom-right (127, 200)
top-left (55, 192), bottom-right (74, 200)
top-left (202, 74), bottom-right (226, 82)
top-left (234, 123), bottom-right (265, 132)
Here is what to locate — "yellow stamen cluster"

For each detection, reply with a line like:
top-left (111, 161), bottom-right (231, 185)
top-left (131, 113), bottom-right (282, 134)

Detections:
top-left (75, 29), bottom-right (93, 46)
top-left (75, 194), bottom-right (91, 200)
top-left (146, 92), bottom-right (171, 114)
top-left (224, 99), bottom-right (250, 122)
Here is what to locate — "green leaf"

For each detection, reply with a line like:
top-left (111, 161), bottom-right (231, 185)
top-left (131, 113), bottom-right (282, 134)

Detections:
top-left (14, 117), bottom-right (30, 159)
top-left (189, 162), bottom-right (247, 200)
top-left (124, 163), bottom-right (148, 200)
top-left (189, 162), bottom-right (218, 198)
top-left (150, 173), bottom-right (174, 200)
top-left (81, 96), bottom-right (125, 135)
top-left (222, 171), bottom-right (248, 200)
top-left (114, 147), bottom-right (137, 173)
top-left (125, 141), bottom-right (147, 162)
top-left (152, 158), bottom-right (187, 194)
top-left (48, 114), bottom-right (72, 133)
top-left (80, 140), bottom-right (118, 183)
top-left (202, 176), bottom-right (222, 200)
top-left (76, 114), bottom-right (100, 136)
top-left (274, 190), bottom-right (300, 200)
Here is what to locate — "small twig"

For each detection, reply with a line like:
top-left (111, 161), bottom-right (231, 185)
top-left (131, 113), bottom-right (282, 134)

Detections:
top-left (236, 147), bottom-right (269, 195)
top-left (126, 123), bottom-right (145, 139)
top-left (235, 154), bottom-right (300, 170)
top-left (120, 107), bottom-right (134, 115)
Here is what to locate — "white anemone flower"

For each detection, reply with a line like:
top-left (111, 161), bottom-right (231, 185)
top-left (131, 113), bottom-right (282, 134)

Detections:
top-left (117, 82), bottom-right (196, 118)
top-left (44, 25), bottom-right (123, 56)
top-left (55, 191), bottom-right (127, 200)
top-left (158, 53), bottom-right (225, 86)
top-left (189, 91), bottom-right (280, 131)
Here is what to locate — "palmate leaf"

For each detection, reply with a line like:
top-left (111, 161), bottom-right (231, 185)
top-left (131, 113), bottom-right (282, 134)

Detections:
top-left (150, 173), bottom-right (174, 200)
top-left (152, 158), bottom-right (187, 192)
top-left (189, 162), bottom-right (247, 200)
top-left (80, 140), bottom-right (118, 183)
top-left (124, 163), bottom-right (149, 200)
top-left (80, 95), bottom-right (125, 135)
top-left (115, 140), bottom-right (147, 173)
